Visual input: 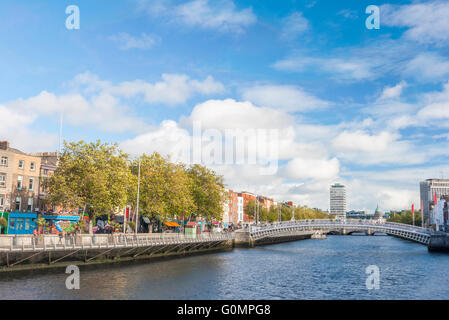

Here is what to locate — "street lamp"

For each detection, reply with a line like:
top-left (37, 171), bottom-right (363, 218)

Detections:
top-left (135, 158), bottom-right (141, 234)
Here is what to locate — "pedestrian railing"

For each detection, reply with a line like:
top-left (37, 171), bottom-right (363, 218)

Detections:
top-left (0, 232), bottom-right (235, 253)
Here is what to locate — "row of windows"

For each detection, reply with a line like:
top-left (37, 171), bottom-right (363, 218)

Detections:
top-left (0, 195), bottom-right (35, 212)
top-left (0, 174), bottom-right (36, 191)
top-left (0, 156), bottom-right (36, 171)
top-left (14, 197), bottom-right (34, 212)
top-left (17, 176), bottom-right (35, 191)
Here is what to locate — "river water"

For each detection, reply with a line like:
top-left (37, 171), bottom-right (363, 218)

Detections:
top-left (1, 235), bottom-right (449, 300)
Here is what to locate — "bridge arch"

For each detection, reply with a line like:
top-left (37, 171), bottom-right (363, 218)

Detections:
top-left (249, 220), bottom-right (430, 246)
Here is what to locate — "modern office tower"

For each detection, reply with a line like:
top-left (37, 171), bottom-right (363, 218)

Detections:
top-left (330, 183), bottom-right (347, 220)
top-left (420, 179), bottom-right (449, 226)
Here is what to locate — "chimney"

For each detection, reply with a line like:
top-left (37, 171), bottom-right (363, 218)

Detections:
top-left (0, 141), bottom-right (9, 150)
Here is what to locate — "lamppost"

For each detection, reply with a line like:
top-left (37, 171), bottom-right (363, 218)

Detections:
top-left (135, 158), bottom-right (141, 234)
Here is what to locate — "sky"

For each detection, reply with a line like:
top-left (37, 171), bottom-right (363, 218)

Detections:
top-left (1, 0), bottom-right (449, 212)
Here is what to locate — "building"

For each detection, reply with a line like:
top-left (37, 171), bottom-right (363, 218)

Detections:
top-left (0, 141), bottom-right (42, 213)
top-left (431, 195), bottom-right (449, 231)
top-left (239, 191), bottom-right (257, 224)
top-left (31, 152), bottom-right (59, 212)
top-left (346, 210), bottom-right (372, 220)
top-left (420, 179), bottom-right (449, 226)
top-left (237, 195), bottom-right (244, 223)
top-left (228, 190), bottom-right (239, 226)
top-left (330, 183), bottom-right (346, 220)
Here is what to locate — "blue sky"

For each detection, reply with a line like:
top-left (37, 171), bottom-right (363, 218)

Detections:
top-left (1, 0), bottom-right (449, 212)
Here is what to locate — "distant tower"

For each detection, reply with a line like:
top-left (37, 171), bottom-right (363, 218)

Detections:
top-left (330, 183), bottom-right (346, 220)
top-left (374, 204), bottom-right (383, 220)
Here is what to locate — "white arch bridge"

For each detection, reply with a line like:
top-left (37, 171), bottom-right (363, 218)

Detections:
top-left (248, 220), bottom-right (431, 245)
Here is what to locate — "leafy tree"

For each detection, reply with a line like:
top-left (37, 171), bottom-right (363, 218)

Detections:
top-left (187, 164), bottom-right (225, 223)
top-left (388, 210), bottom-right (422, 226)
top-left (45, 140), bottom-right (132, 233)
top-left (129, 153), bottom-right (196, 231)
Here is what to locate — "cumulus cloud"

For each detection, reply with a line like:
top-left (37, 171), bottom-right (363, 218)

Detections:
top-left (282, 157), bottom-right (340, 180)
top-left (332, 131), bottom-right (397, 153)
top-left (280, 12), bottom-right (309, 40)
top-left (185, 99), bottom-right (292, 130)
top-left (241, 85), bottom-right (330, 112)
top-left (71, 72), bottom-right (225, 106)
top-left (378, 81), bottom-right (407, 101)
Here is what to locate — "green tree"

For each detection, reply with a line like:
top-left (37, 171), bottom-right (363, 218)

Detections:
top-left (388, 210), bottom-right (422, 226)
top-left (187, 164), bottom-right (225, 223)
top-left (130, 153), bottom-right (196, 231)
top-left (46, 140), bottom-right (132, 234)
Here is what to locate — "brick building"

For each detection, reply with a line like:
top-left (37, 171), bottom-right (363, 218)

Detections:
top-left (0, 141), bottom-right (42, 212)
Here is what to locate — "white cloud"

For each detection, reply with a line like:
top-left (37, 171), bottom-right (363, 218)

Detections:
top-left (241, 85), bottom-right (329, 112)
top-left (120, 120), bottom-right (192, 162)
top-left (403, 53), bottom-right (449, 82)
top-left (336, 9), bottom-right (358, 19)
top-left (378, 81), bottom-right (407, 101)
top-left (382, 1), bottom-right (449, 46)
top-left (185, 99), bottom-right (292, 130)
top-left (280, 12), bottom-right (309, 40)
top-left (7, 90), bottom-right (148, 133)
top-left (71, 72), bottom-right (225, 106)
top-left (332, 131), bottom-right (397, 153)
top-left (282, 157), bottom-right (340, 180)
top-left (140, 0), bottom-right (257, 33)
top-left (109, 32), bottom-right (158, 50)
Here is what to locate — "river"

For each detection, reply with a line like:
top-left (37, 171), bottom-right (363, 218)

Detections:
top-left (1, 235), bottom-right (449, 300)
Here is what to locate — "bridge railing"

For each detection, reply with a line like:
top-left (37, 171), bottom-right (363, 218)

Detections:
top-left (250, 219), bottom-right (430, 234)
top-left (0, 232), bottom-right (235, 252)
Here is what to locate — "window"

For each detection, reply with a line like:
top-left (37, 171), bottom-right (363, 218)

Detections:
top-left (27, 198), bottom-right (33, 212)
top-left (0, 195), bottom-right (4, 208)
top-left (1, 157), bottom-right (7, 166)
top-left (18, 160), bottom-right (24, 169)
top-left (30, 162), bottom-right (35, 171)
top-left (0, 173), bottom-right (5, 188)
top-left (15, 197), bottom-right (21, 211)
top-left (29, 177), bottom-right (34, 191)
top-left (17, 175), bottom-right (23, 189)
top-left (17, 218), bottom-right (24, 230)
top-left (44, 169), bottom-right (48, 175)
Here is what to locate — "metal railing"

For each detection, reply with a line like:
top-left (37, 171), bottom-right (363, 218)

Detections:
top-left (0, 232), bottom-right (235, 253)
top-left (249, 219), bottom-right (431, 244)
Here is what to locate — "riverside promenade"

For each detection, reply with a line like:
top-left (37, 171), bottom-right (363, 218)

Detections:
top-left (0, 232), bottom-right (235, 272)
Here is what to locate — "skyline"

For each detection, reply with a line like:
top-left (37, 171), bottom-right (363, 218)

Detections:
top-left (1, 0), bottom-right (449, 212)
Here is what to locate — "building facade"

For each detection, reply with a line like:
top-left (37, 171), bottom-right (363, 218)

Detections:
top-left (32, 152), bottom-right (59, 213)
top-left (330, 183), bottom-right (346, 220)
top-left (420, 179), bottom-right (449, 226)
top-left (0, 141), bottom-right (42, 213)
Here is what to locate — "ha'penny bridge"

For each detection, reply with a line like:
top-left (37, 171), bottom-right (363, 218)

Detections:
top-left (244, 219), bottom-right (431, 246)
top-left (0, 219), bottom-right (447, 272)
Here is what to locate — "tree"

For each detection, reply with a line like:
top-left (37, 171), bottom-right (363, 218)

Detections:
top-left (129, 153), bottom-right (196, 230)
top-left (388, 210), bottom-right (422, 226)
top-left (45, 140), bottom-right (132, 234)
top-left (187, 164), bottom-right (225, 223)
